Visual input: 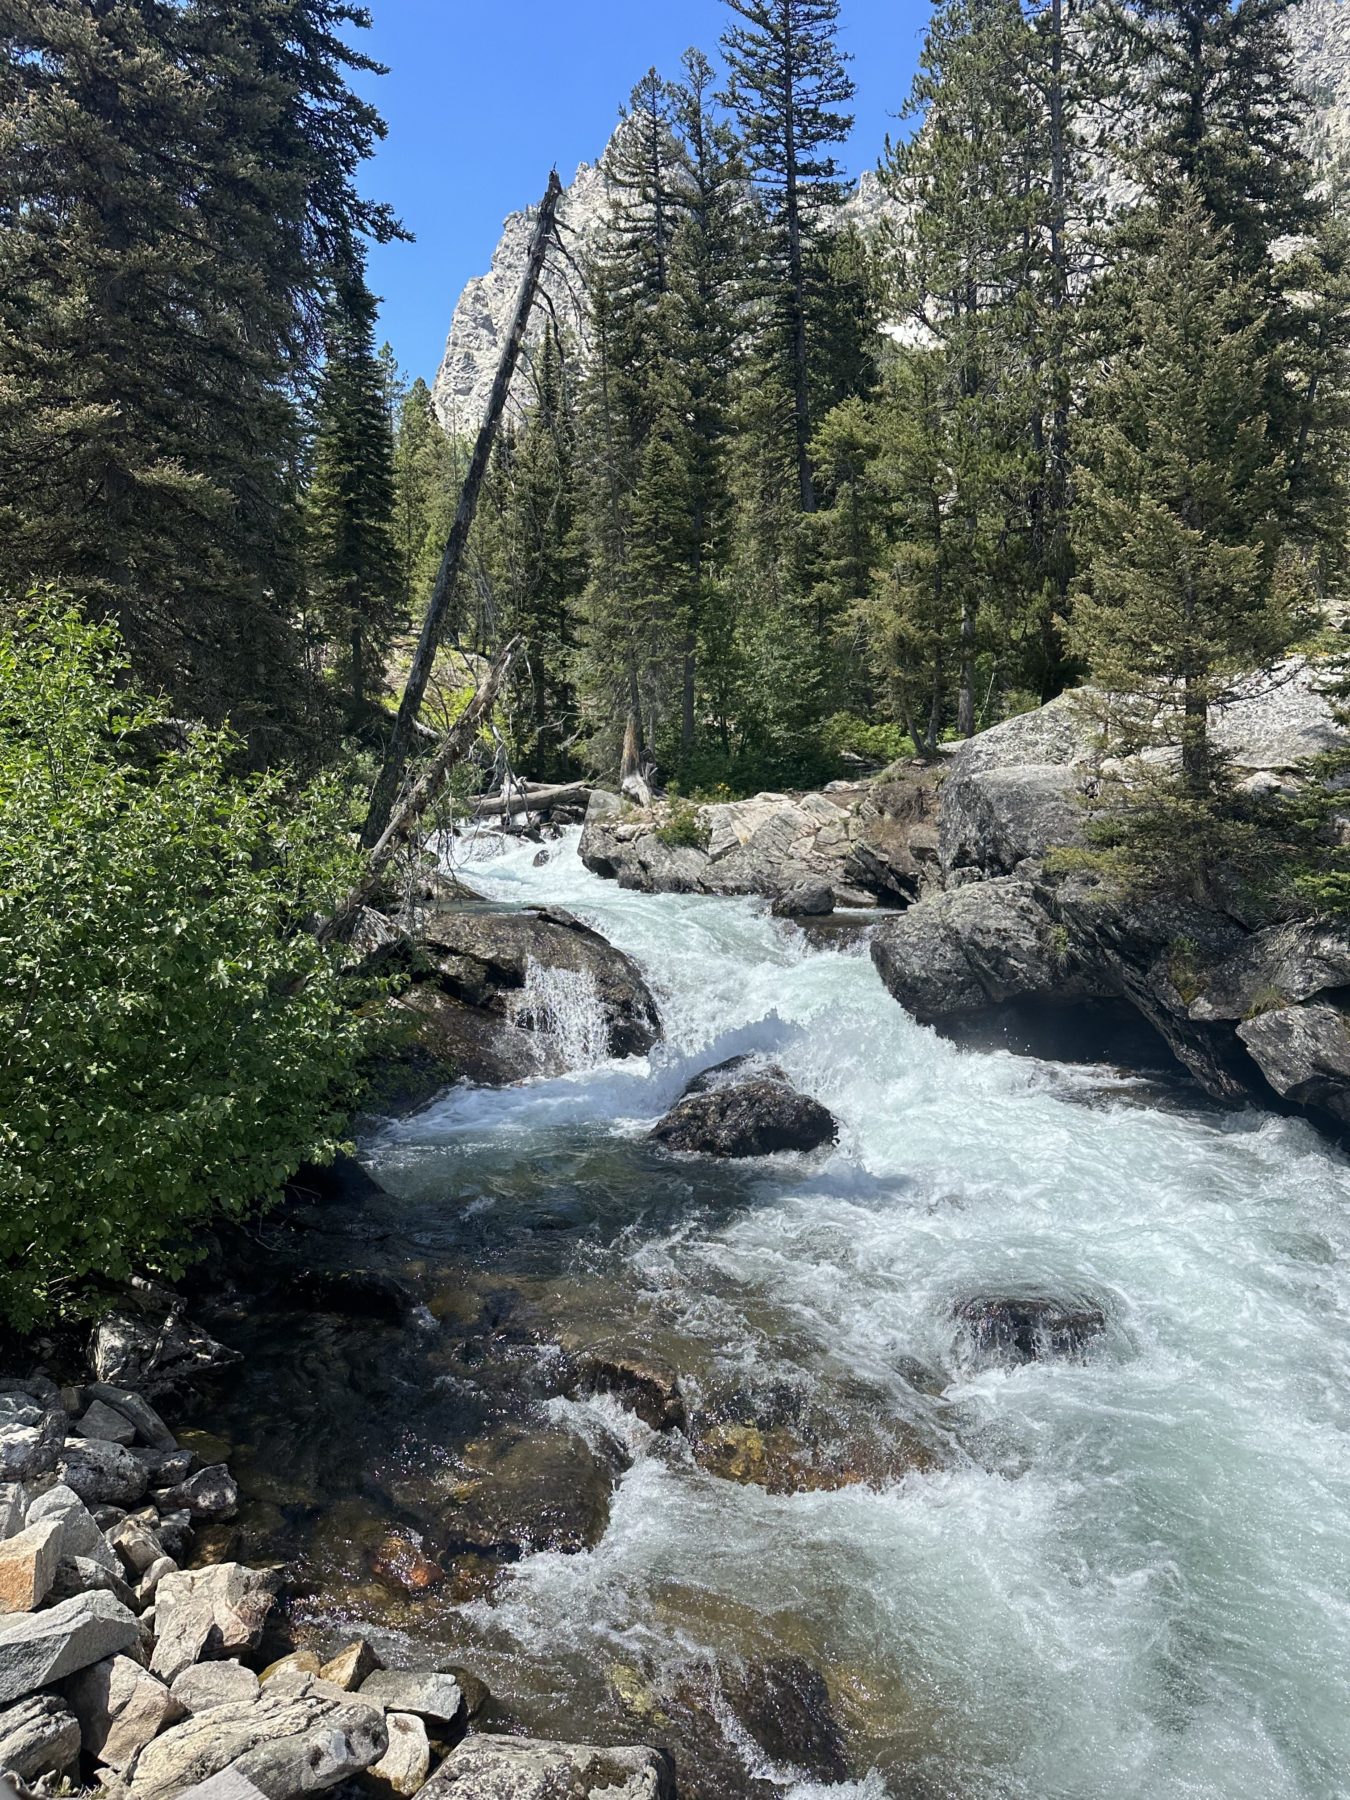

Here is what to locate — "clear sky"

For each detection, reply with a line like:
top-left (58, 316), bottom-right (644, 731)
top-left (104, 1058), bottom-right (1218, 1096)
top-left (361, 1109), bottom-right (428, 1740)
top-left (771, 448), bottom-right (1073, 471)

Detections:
top-left (352, 0), bottom-right (927, 384)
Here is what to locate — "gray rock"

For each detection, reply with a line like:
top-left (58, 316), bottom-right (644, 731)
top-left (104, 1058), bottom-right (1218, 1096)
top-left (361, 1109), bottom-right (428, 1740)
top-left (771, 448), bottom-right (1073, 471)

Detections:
top-left (0, 1592), bottom-right (141, 1704)
top-left (0, 1694), bottom-right (81, 1784)
top-left (651, 1076), bottom-right (839, 1159)
top-left (0, 1391), bottom-right (65, 1484)
top-left (1238, 1002), bottom-right (1350, 1120)
top-left (357, 1670), bottom-right (465, 1729)
top-left (870, 878), bottom-right (1105, 1024)
top-left (86, 1386), bottom-right (178, 1453)
top-left (0, 1519), bottom-right (62, 1615)
top-left (1188, 922), bottom-right (1350, 1022)
top-left (174, 1772), bottom-right (271, 1800)
top-left (771, 881), bottom-right (835, 918)
top-left (421, 1737), bottom-right (675, 1800)
top-left (149, 1564), bottom-right (277, 1684)
top-left (92, 1310), bottom-right (240, 1399)
top-left (121, 1672), bottom-right (387, 1800)
top-left (171, 1662), bottom-right (261, 1716)
top-left (360, 1712), bottom-right (429, 1797)
top-left (0, 1489), bottom-right (24, 1543)
top-left (135, 1448), bottom-right (193, 1487)
top-left (1209, 659), bottom-right (1343, 769)
top-left (27, 1483), bottom-right (120, 1572)
top-left (76, 1400), bottom-right (138, 1446)
top-left (57, 1438), bottom-right (148, 1508)
top-left (154, 1465), bottom-right (238, 1523)
top-left (65, 1653), bottom-right (184, 1770)
top-left (50, 1555), bottom-right (139, 1611)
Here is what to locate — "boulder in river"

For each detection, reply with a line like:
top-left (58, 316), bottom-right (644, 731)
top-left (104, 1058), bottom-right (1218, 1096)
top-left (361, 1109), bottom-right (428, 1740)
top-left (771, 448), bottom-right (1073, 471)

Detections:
top-left (954, 1296), bottom-right (1107, 1363)
top-left (374, 900), bottom-right (662, 1101)
top-left (652, 1073), bottom-right (839, 1159)
top-left (723, 1656), bottom-right (849, 1782)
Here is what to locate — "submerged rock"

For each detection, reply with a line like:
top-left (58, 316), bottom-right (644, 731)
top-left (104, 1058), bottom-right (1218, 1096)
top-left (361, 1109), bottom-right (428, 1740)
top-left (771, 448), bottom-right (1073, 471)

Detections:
top-left (570, 1352), bottom-right (687, 1433)
top-left (652, 1075), bottom-right (839, 1159)
top-left (954, 1296), bottom-right (1107, 1364)
top-left (723, 1656), bottom-right (849, 1782)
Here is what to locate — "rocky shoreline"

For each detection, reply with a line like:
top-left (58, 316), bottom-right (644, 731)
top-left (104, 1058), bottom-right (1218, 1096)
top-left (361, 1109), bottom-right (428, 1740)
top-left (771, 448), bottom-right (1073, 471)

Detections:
top-left (578, 661), bottom-right (1350, 1138)
top-left (0, 1335), bottom-right (677, 1800)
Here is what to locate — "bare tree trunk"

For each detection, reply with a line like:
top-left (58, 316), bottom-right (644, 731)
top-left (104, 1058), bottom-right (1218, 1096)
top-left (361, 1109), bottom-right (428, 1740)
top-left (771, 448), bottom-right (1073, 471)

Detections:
top-left (362, 171), bottom-right (564, 848)
top-left (958, 598), bottom-right (977, 739)
top-left (321, 636), bottom-right (523, 946)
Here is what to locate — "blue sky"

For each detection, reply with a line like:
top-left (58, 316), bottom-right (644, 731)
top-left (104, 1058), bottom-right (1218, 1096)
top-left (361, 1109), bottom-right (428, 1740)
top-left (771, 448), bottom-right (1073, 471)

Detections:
top-left (353, 0), bottom-right (927, 383)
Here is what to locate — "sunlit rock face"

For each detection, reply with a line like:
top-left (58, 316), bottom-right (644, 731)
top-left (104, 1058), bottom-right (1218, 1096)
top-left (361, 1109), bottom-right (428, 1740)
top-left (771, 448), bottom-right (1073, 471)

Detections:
top-left (434, 6), bottom-right (1350, 432)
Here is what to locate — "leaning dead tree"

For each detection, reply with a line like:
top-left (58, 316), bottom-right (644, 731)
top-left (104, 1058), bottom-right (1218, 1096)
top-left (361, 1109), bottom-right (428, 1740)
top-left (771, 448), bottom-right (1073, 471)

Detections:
top-left (362, 169), bottom-right (567, 850)
top-left (320, 636), bottom-right (523, 947)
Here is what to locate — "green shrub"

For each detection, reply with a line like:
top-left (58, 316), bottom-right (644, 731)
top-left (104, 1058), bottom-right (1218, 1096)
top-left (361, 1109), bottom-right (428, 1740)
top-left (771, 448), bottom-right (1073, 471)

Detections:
top-left (655, 800), bottom-right (710, 850)
top-left (0, 597), bottom-right (373, 1331)
top-left (819, 712), bottom-right (914, 766)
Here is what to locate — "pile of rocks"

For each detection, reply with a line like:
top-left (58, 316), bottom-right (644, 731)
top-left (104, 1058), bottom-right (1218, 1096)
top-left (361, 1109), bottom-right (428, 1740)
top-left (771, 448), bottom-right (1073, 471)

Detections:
top-left (578, 769), bottom-right (942, 910)
top-left (0, 1374), bottom-right (671, 1800)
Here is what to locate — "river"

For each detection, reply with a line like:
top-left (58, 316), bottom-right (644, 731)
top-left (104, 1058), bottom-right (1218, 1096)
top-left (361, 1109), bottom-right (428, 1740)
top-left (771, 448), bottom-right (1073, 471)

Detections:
top-left (195, 829), bottom-right (1350, 1800)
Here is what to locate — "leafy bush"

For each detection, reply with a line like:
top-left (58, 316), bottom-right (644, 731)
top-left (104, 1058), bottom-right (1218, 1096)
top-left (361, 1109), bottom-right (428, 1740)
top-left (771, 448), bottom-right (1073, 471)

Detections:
top-left (655, 800), bottom-right (710, 850)
top-left (819, 712), bottom-right (914, 766)
top-left (0, 597), bottom-right (373, 1331)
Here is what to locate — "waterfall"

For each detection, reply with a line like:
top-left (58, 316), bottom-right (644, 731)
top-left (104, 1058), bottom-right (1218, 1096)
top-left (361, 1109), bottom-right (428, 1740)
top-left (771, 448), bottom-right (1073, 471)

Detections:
top-left (510, 956), bottom-right (611, 1070)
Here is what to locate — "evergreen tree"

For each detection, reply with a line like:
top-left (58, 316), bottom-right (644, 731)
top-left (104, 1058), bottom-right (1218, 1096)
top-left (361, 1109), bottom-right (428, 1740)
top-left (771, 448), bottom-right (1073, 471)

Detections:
top-left (1070, 195), bottom-right (1297, 873)
top-left (721, 0), bottom-right (855, 513)
top-left (0, 0), bottom-right (398, 756)
top-left (305, 267), bottom-right (400, 719)
top-left (393, 378), bottom-right (457, 614)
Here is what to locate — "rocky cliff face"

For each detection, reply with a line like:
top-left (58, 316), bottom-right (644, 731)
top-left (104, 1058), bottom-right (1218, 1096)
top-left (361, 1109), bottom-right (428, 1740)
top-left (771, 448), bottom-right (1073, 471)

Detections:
top-left (431, 148), bottom-right (904, 436)
top-left (434, 6), bottom-right (1350, 434)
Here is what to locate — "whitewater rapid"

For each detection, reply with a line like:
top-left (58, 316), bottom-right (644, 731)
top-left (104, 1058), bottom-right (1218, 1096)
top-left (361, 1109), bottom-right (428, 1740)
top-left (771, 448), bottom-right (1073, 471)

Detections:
top-left (372, 829), bottom-right (1350, 1800)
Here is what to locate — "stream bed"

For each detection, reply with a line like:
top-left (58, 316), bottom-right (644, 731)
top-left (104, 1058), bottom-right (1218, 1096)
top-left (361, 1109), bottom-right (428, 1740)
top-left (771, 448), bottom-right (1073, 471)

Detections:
top-left (187, 831), bottom-right (1350, 1800)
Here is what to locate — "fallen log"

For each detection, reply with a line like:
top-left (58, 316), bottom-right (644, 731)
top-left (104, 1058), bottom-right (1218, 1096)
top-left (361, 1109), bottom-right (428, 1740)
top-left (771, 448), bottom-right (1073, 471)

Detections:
top-left (470, 780), bottom-right (592, 819)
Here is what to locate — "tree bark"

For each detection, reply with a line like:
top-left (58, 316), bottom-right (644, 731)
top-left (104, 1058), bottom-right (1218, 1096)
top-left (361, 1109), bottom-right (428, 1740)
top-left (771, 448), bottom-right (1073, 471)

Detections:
top-left (362, 171), bottom-right (565, 847)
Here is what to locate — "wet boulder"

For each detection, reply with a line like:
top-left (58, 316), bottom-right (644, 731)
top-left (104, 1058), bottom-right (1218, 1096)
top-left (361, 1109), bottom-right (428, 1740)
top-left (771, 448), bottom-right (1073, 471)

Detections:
top-left (771, 881), bottom-right (835, 919)
top-left (570, 1352), bottom-right (687, 1434)
top-left (377, 901), bottom-right (662, 1100)
top-left (651, 1075), bottom-right (839, 1159)
top-left (723, 1657), bottom-right (849, 1782)
top-left (421, 1737), bottom-right (675, 1799)
top-left (954, 1296), bottom-right (1106, 1364)
top-left (447, 1426), bottom-right (618, 1560)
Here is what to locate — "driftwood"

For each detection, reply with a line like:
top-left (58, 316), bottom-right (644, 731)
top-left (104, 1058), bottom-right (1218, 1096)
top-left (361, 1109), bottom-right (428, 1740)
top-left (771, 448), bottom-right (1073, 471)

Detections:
top-left (320, 637), bottom-right (523, 947)
top-left (362, 169), bottom-right (566, 849)
top-left (470, 780), bottom-right (592, 819)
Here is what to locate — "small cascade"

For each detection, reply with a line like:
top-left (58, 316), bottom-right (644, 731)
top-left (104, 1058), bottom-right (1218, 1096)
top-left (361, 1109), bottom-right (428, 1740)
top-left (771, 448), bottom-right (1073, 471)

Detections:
top-left (510, 956), bottom-right (611, 1070)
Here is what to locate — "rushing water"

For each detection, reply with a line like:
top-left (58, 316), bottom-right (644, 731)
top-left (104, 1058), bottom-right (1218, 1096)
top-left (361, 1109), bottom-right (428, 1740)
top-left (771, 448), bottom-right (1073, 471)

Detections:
top-left (205, 829), bottom-right (1350, 1800)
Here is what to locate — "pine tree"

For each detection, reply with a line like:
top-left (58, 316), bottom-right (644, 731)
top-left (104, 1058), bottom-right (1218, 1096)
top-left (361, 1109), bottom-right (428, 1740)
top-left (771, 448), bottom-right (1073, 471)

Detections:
top-left (305, 267), bottom-right (400, 719)
top-left (721, 0), bottom-right (855, 514)
top-left (393, 378), bottom-right (457, 613)
top-left (0, 0), bottom-right (399, 756)
top-left (1070, 195), bottom-right (1297, 873)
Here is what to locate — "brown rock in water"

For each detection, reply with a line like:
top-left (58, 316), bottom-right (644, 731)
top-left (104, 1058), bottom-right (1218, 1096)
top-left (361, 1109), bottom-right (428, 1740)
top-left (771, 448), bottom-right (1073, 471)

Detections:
top-left (370, 1533), bottom-right (445, 1595)
top-left (571, 1352), bottom-right (687, 1433)
top-left (724, 1657), bottom-right (849, 1782)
